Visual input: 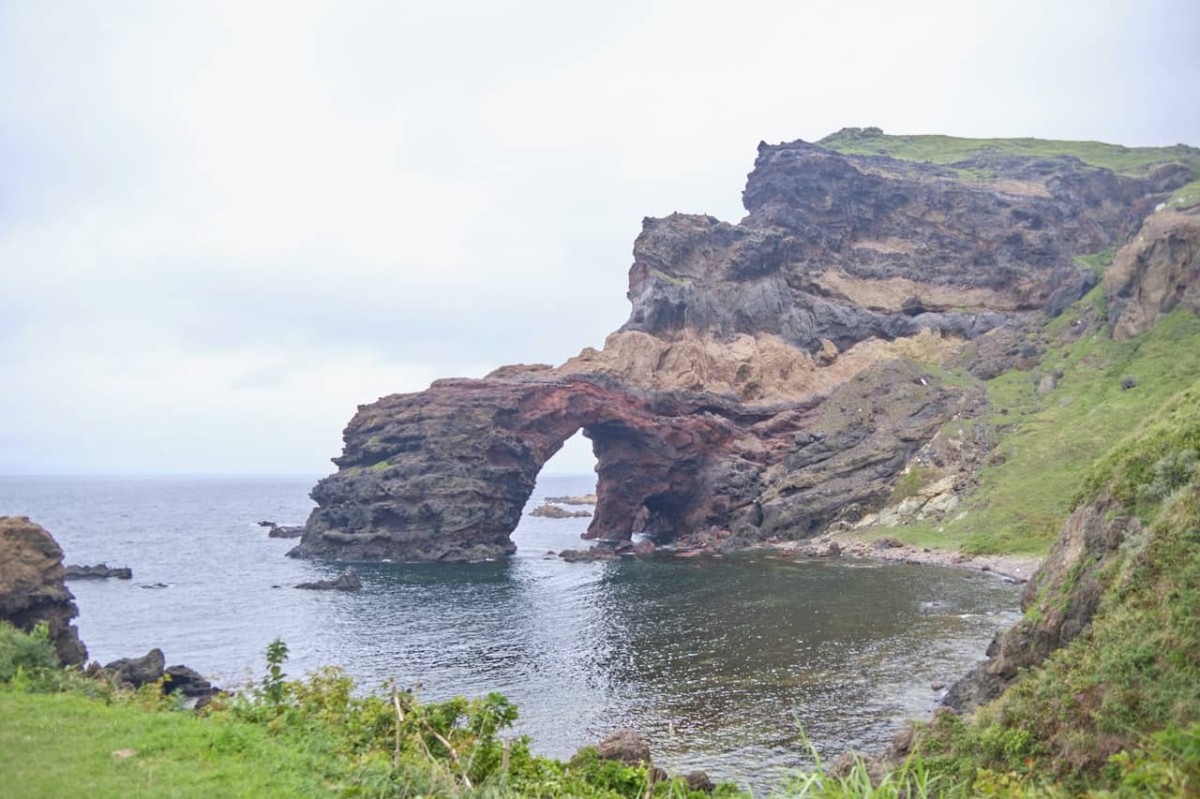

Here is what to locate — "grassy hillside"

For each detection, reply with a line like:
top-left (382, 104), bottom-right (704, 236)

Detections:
top-left (818, 127), bottom-right (1200, 178)
top-left (883, 297), bottom-right (1200, 556)
top-left (912, 379), bottom-right (1200, 796)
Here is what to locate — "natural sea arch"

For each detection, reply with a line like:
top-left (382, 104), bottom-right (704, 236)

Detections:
top-left (290, 375), bottom-right (740, 562)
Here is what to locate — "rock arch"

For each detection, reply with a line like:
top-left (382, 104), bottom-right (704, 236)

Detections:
top-left (289, 372), bottom-right (738, 562)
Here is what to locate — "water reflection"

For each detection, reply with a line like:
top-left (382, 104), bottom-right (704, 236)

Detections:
top-left (2, 475), bottom-right (1020, 793)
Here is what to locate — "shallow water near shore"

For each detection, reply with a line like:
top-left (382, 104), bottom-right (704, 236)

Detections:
top-left (0, 474), bottom-right (1020, 791)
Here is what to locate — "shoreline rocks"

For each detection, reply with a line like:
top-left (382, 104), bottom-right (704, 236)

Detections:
top-left (99, 648), bottom-right (220, 707)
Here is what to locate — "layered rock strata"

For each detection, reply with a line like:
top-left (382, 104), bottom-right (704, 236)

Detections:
top-left (294, 135), bottom-right (1198, 562)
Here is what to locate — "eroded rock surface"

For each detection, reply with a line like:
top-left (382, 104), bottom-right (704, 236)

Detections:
top-left (1106, 207), bottom-right (1200, 339)
top-left (293, 136), bottom-right (1198, 562)
top-left (0, 516), bottom-right (88, 665)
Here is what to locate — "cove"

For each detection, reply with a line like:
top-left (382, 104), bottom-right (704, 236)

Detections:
top-left (7, 474), bottom-right (1020, 793)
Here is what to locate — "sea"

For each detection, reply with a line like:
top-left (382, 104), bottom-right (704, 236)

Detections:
top-left (0, 473), bottom-right (1020, 792)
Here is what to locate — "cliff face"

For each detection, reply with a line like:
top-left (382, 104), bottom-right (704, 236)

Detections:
top-left (622, 141), bottom-right (1167, 352)
top-left (0, 516), bottom-right (88, 665)
top-left (294, 133), bottom-right (1199, 562)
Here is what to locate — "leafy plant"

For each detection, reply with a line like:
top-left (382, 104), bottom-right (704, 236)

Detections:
top-left (0, 622), bottom-right (57, 683)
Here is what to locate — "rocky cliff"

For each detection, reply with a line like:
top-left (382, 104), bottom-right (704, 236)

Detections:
top-left (0, 516), bottom-right (88, 665)
top-left (293, 131), bottom-right (1200, 562)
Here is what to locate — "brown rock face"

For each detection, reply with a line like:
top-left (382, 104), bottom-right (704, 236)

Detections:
top-left (294, 136), bottom-right (1198, 563)
top-left (1106, 208), bottom-right (1200, 339)
top-left (0, 516), bottom-right (88, 665)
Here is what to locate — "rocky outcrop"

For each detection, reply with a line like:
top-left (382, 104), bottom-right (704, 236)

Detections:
top-left (293, 136), bottom-right (1198, 563)
top-left (0, 516), bottom-right (88, 665)
top-left (258, 521), bottom-right (305, 538)
top-left (1106, 207), bottom-right (1200, 339)
top-left (944, 493), bottom-right (1136, 711)
top-left (530, 504), bottom-right (591, 519)
top-left (65, 563), bottom-right (133, 580)
top-left (104, 648), bottom-right (165, 689)
top-left (545, 494), bottom-right (598, 505)
top-left (296, 568), bottom-right (362, 592)
top-left (622, 140), bottom-right (1181, 353)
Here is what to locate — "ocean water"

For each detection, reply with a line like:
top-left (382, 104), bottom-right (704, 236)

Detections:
top-left (0, 474), bottom-right (1019, 791)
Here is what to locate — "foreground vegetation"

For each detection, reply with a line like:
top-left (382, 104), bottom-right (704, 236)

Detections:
top-left (0, 626), bottom-right (743, 798)
top-left (911, 378), bottom-right (1200, 796)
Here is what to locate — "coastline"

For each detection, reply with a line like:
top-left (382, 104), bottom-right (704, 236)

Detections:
top-left (765, 534), bottom-right (1042, 584)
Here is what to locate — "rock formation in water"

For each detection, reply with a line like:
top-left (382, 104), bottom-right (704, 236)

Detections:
top-left (65, 563), bottom-right (133, 580)
top-left (0, 516), bottom-right (88, 665)
top-left (292, 132), bottom-right (1200, 562)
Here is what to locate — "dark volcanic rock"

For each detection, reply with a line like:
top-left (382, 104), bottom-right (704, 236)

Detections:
top-left (0, 516), bottom-right (88, 665)
top-left (295, 568), bottom-right (362, 592)
top-left (65, 563), bottom-right (133, 580)
top-left (105, 648), bottom-right (165, 688)
top-left (163, 664), bottom-right (215, 698)
top-left (623, 139), bottom-right (1176, 352)
top-left (291, 374), bottom-right (743, 562)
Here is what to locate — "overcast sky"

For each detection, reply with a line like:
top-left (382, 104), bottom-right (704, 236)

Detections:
top-left (2, 0), bottom-right (1198, 476)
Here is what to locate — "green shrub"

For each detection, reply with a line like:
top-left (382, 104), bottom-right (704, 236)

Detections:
top-left (0, 622), bottom-right (57, 683)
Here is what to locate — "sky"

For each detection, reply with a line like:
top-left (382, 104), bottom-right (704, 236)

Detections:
top-left (2, 0), bottom-right (1198, 476)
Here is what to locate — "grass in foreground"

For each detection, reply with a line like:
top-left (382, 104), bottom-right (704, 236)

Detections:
top-left (0, 628), bottom-right (742, 799)
top-left (0, 690), bottom-right (331, 798)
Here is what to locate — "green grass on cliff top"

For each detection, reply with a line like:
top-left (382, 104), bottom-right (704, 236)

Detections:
top-left (893, 305), bottom-right (1200, 557)
top-left (817, 127), bottom-right (1200, 177)
top-left (0, 690), bottom-right (332, 798)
